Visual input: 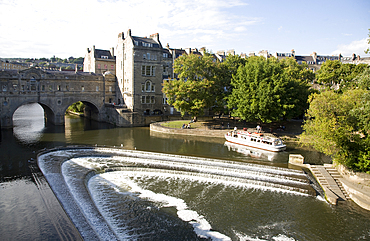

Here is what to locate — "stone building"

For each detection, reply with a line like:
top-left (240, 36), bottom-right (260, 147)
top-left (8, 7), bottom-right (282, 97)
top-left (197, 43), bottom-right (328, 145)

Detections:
top-left (0, 59), bottom-right (29, 71)
top-left (83, 46), bottom-right (116, 75)
top-left (115, 29), bottom-right (164, 115)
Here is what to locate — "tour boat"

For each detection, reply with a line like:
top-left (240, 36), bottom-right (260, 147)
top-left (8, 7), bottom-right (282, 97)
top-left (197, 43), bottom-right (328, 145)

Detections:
top-left (225, 129), bottom-right (286, 152)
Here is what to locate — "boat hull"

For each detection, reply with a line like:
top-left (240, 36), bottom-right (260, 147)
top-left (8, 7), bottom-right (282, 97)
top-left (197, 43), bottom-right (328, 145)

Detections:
top-left (225, 135), bottom-right (286, 152)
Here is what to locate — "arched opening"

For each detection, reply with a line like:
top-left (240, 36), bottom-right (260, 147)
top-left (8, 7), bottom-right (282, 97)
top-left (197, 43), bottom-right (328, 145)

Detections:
top-left (65, 101), bottom-right (100, 122)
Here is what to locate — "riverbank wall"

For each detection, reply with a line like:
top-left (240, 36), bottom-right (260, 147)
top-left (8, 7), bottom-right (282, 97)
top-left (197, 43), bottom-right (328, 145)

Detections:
top-left (150, 121), bottom-right (226, 138)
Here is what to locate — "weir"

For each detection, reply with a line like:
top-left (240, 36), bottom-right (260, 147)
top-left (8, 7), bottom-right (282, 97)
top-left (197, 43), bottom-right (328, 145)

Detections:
top-left (38, 147), bottom-right (317, 240)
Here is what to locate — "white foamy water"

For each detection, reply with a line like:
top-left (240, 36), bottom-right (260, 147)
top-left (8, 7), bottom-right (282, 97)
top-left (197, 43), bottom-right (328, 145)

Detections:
top-left (89, 171), bottom-right (232, 240)
top-left (39, 148), bottom-right (316, 241)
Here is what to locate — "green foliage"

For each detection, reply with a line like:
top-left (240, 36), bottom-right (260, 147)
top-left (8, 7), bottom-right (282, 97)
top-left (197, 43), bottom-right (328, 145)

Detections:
top-left (227, 56), bottom-right (312, 123)
top-left (67, 101), bottom-right (84, 113)
top-left (300, 88), bottom-right (370, 173)
top-left (316, 60), bottom-right (368, 90)
top-left (316, 60), bottom-right (343, 85)
top-left (163, 53), bottom-right (231, 117)
top-left (355, 67), bottom-right (370, 90)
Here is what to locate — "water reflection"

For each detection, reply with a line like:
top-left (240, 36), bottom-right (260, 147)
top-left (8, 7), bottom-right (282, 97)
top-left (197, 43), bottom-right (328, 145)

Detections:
top-left (13, 103), bottom-right (45, 145)
top-left (224, 141), bottom-right (281, 162)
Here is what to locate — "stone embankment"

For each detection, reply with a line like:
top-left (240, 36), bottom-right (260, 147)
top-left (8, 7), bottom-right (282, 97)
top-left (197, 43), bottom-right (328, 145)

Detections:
top-left (150, 122), bottom-right (226, 138)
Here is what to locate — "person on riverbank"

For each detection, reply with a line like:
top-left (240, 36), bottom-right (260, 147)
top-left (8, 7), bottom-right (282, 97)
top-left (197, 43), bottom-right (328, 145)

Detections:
top-left (257, 125), bottom-right (261, 133)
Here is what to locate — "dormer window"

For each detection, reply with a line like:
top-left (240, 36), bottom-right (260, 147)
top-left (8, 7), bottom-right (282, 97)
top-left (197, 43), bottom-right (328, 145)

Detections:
top-left (101, 56), bottom-right (108, 59)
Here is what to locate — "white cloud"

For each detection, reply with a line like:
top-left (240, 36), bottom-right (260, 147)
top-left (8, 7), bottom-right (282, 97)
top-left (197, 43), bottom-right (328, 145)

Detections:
top-left (331, 38), bottom-right (369, 57)
top-left (0, 0), bottom-right (258, 58)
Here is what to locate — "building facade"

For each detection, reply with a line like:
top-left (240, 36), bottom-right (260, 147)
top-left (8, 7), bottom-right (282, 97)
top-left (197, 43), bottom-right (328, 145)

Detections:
top-left (0, 60), bottom-right (29, 71)
top-left (83, 46), bottom-right (116, 75)
top-left (116, 29), bottom-right (164, 114)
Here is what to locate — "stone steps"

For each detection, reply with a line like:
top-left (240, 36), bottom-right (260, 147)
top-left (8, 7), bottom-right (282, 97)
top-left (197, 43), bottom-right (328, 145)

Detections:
top-left (309, 164), bottom-right (349, 204)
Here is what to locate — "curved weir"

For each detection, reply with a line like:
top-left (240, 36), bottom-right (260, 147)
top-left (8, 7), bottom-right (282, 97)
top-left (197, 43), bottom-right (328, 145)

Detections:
top-left (38, 147), bottom-right (317, 240)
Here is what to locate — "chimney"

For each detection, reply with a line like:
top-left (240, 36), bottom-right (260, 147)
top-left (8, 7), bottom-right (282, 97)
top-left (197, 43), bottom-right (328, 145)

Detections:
top-left (75, 64), bottom-right (78, 73)
top-left (291, 49), bottom-right (295, 57)
top-left (110, 47), bottom-right (114, 57)
top-left (150, 33), bottom-right (160, 43)
top-left (118, 32), bottom-right (124, 40)
top-left (87, 48), bottom-right (90, 53)
top-left (185, 48), bottom-right (192, 55)
top-left (127, 29), bottom-right (131, 37)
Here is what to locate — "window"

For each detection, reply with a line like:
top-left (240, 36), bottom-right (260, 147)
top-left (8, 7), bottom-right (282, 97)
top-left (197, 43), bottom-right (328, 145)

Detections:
top-left (145, 81), bottom-right (151, 92)
top-left (143, 54), bottom-right (146, 59)
top-left (98, 64), bottom-right (101, 69)
top-left (101, 56), bottom-right (108, 59)
top-left (141, 96), bottom-right (154, 104)
top-left (81, 86), bottom-right (84, 91)
top-left (57, 85), bottom-right (61, 91)
top-left (110, 65), bottom-right (114, 70)
top-left (109, 86), bottom-right (112, 92)
top-left (141, 65), bottom-right (156, 76)
top-left (96, 86), bottom-right (99, 91)
top-left (142, 80), bottom-right (155, 92)
top-left (146, 66), bottom-right (151, 75)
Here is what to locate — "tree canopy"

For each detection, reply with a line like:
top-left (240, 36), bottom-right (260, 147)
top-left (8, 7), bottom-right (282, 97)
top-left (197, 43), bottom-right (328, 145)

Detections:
top-left (316, 60), bottom-right (367, 89)
top-left (162, 53), bottom-right (219, 117)
top-left (162, 53), bottom-right (246, 117)
top-left (227, 56), bottom-right (313, 123)
top-left (300, 87), bottom-right (370, 173)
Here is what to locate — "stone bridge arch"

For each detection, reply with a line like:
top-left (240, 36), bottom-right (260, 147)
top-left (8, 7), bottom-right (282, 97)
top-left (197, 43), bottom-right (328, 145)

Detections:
top-left (61, 98), bottom-right (103, 123)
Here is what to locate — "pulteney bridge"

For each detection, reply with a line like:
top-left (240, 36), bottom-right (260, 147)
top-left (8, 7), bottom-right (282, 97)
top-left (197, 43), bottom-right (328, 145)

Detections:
top-left (0, 67), bottom-right (118, 128)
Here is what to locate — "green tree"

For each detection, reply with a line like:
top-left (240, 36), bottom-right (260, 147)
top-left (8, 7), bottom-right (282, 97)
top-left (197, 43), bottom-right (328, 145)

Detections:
top-left (355, 67), bottom-right (370, 90)
top-left (162, 53), bottom-right (219, 117)
top-left (227, 56), bottom-right (311, 123)
top-left (211, 54), bottom-right (247, 114)
top-left (67, 101), bottom-right (85, 113)
top-left (316, 60), bottom-right (342, 85)
top-left (300, 89), bottom-right (370, 172)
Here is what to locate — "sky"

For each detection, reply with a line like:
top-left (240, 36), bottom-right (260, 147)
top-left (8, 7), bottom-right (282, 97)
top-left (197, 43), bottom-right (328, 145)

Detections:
top-left (0, 0), bottom-right (369, 59)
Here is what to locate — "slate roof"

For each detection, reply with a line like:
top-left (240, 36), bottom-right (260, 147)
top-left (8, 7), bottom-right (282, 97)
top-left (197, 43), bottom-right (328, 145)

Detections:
top-left (163, 48), bottom-right (172, 59)
top-left (94, 49), bottom-right (115, 59)
top-left (295, 55), bottom-right (315, 63)
top-left (132, 36), bottom-right (161, 48)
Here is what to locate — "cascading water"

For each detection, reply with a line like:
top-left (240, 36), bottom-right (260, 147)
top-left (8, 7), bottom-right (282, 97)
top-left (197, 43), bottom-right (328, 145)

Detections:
top-left (38, 147), bottom-right (318, 241)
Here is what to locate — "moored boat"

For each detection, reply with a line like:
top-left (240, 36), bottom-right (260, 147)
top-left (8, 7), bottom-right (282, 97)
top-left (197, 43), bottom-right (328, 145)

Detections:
top-left (225, 129), bottom-right (286, 152)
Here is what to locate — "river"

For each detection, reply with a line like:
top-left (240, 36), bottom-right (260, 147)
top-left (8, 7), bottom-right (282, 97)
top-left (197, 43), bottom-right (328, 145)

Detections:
top-left (1, 103), bottom-right (369, 241)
